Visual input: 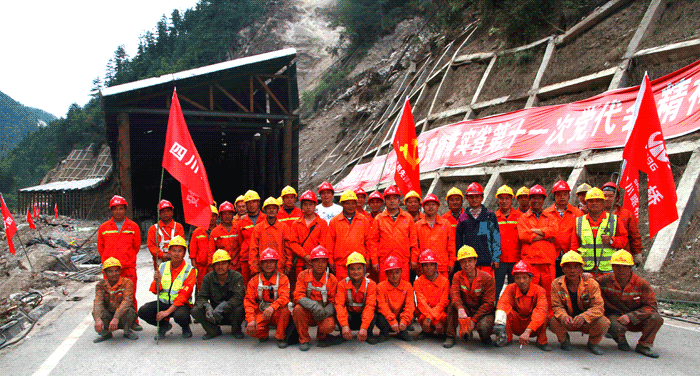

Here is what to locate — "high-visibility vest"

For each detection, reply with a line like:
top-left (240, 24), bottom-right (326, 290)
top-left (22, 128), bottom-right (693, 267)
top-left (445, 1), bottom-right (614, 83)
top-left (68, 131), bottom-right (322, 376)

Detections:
top-left (307, 270), bottom-right (329, 305)
top-left (344, 277), bottom-right (369, 310)
top-left (158, 261), bottom-right (194, 305)
top-left (576, 214), bottom-right (617, 272)
top-left (257, 272), bottom-right (280, 311)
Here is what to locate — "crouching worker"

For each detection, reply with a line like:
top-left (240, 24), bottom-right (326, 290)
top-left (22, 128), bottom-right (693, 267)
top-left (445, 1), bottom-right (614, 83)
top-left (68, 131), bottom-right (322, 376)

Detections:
top-left (138, 235), bottom-right (197, 340)
top-left (413, 250), bottom-right (449, 339)
top-left (191, 250), bottom-right (245, 340)
top-left (93, 257), bottom-right (138, 342)
top-left (335, 252), bottom-right (379, 345)
top-left (375, 255), bottom-right (416, 342)
top-left (244, 248), bottom-right (291, 347)
top-left (293, 245), bottom-right (340, 351)
top-left (493, 261), bottom-right (551, 350)
top-left (598, 250), bottom-right (663, 358)
top-left (549, 251), bottom-right (610, 355)
top-left (444, 246), bottom-right (495, 348)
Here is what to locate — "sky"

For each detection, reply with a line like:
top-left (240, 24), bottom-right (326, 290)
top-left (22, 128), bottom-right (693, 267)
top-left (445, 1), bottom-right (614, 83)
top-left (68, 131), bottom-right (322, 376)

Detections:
top-left (1, 1), bottom-right (200, 118)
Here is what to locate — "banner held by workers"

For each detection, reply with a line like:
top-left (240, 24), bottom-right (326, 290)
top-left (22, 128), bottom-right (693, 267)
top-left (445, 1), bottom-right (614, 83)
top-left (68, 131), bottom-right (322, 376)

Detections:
top-left (392, 99), bottom-right (420, 196)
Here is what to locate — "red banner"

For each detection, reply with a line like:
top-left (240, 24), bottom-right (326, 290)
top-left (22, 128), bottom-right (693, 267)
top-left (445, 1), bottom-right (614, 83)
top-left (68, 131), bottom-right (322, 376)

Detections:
top-left (392, 99), bottom-right (421, 196)
top-left (1, 195), bottom-right (17, 255)
top-left (26, 209), bottom-right (36, 230)
top-left (336, 59), bottom-right (700, 191)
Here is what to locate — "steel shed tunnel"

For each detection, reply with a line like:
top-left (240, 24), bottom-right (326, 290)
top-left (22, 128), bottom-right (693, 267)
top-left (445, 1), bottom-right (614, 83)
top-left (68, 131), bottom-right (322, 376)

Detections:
top-left (101, 49), bottom-right (300, 222)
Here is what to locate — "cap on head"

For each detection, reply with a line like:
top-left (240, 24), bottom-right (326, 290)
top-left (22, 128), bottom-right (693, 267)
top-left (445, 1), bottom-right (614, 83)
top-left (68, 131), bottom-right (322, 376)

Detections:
top-left (102, 257), bottom-right (122, 270)
top-left (346, 252), bottom-right (366, 266)
top-left (354, 187), bottom-right (367, 197)
top-left (310, 245), bottom-right (329, 260)
top-left (299, 190), bottom-right (318, 203)
top-left (446, 187), bottom-right (464, 200)
top-left (234, 195), bottom-right (245, 205)
top-left (515, 187), bottom-right (530, 198)
top-left (281, 186), bottom-right (297, 197)
top-left (109, 195), bottom-right (128, 208)
top-left (466, 182), bottom-right (484, 196)
top-left (552, 180), bottom-right (571, 193)
top-left (210, 205), bottom-right (219, 215)
top-left (610, 250), bottom-right (634, 266)
top-left (529, 185), bottom-right (547, 198)
top-left (418, 249), bottom-right (438, 264)
top-left (168, 235), bottom-right (188, 250)
top-left (383, 185), bottom-right (401, 198)
top-left (340, 189), bottom-right (358, 203)
top-left (422, 194), bottom-right (440, 206)
top-left (212, 249), bottom-right (231, 264)
top-left (368, 191), bottom-right (384, 203)
top-left (244, 190), bottom-right (261, 202)
top-left (576, 183), bottom-right (592, 195)
top-left (404, 190), bottom-right (421, 205)
top-left (383, 255), bottom-right (402, 272)
top-left (560, 251), bottom-right (584, 266)
top-left (495, 185), bottom-right (514, 197)
top-left (318, 181), bottom-right (334, 193)
top-left (260, 248), bottom-right (280, 261)
top-left (585, 187), bottom-right (605, 201)
top-left (219, 201), bottom-right (235, 213)
top-left (262, 197), bottom-right (280, 210)
top-left (457, 245), bottom-right (477, 260)
top-left (511, 260), bottom-right (533, 276)
top-left (157, 200), bottom-right (174, 211)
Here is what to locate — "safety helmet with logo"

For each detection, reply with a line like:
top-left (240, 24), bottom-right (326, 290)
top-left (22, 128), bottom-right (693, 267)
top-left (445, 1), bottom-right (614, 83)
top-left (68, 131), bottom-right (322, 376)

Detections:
top-left (560, 250), bottom-right (584, 266)
top-left (383, 255), bottom-right (402, 272)
top-left (234, 195), bottom-right (245, 205)
top-left (418, 249), bottom-right (438, 264)
top-left (457, 245), bottom-right (478, 260)
top-left (495, 185), bottom-right (514, 198)
top-left (262, 197), bottom-right (280, 210)
top-left (354, 187), bottom-right (367, 198)
top-left (610, 250), bottom-right (634, 266)
top-left (446, 187), bottom-right (465, 200)
top-left (422, 193), bottom-right (440, 206)
top-left (511, 260), bottom-right (533, 276)
top-left (466, 182), bottom-right (484, 196)
top-left (318, 181), bottom-right (334, 194)
top-left (368, 191), bottom-right (384, 203)
top-left (340, 190), bottom-right (358, 203)
top-left (552, 180), bottom-right (571, 193)
top-left (403, 190), bottom-right (421, 205)
top-left (157, 200), bottom-right (174, 211)
top-left (260, 248), bottom-right (280, 261)
top-left (102, 257), bottom-right (122, 270)
top-left (168, 235), bottom-right (188, 250)
top-left (585, 187), bottom-right (605, 201)
top-left (299, 190), bottom-right (318, 203)
top-left (281, 185), bottom-right (297, 198)
top-left (576, 183), bottom-right (592, 195)
top-left (383, 185), bottom-right (401, 198)
top-left (219, 201), bottom-right (235, 213)
top-left (211, 249), bottom-right (232, 264)
top-left (515, 187), bottom-right (530, 198)
top-left (346, 252), bottom-right (367, 266)
top-left (310, 245), bottom-right (329, 260)
top-left (210, 205), bottom-right (219, 216)
top-left (529, 185), bottom-right (547, 198)
top-left (109, 195), bottom-right (128, 208)
top-left (244, 190), bottom-right (261, 202)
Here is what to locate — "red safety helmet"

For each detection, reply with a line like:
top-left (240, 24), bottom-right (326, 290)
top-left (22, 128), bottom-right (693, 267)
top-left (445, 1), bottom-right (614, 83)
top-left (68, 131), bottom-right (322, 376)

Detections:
top-left (260, 248), bottom-right (280, 261)
top-left (310, 245), bottom-right (329, 260)
top-left (157, 199), bottom-right (174, 211)
top-left (219, 201), bottom-right (235, 213)
top-left (466, 182), bottom-right (484, 195)
top-left (512, 260), bottom-right (533, 276)
top-left (552, 180), bottom-right (571, 193)
top-left (601, 182), bottom-right (618, 192)
top-left (299, 190), bottom-right (318, 203)
top-left (368, 191), bottom-right (384, 203)
top-left (383, 255), bottom-right (402, 272)
top-left (354, 187), bottom-right (367, 197)
top-left (318, 181), bottom-right (334, 193)
top-left (422, 194), bottom-right (440, 206)
top-left (529, 184), bottom-right (547, 198)
top-left (383, 185), bottom-right (401, 197)
top-left (109, 195), bottom-right (128, 208)
top-left (418, 249), bottom-right (438, 264)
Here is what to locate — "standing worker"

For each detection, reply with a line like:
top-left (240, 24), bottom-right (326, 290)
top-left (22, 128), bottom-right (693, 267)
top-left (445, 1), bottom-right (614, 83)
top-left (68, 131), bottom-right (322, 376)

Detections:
top-left (515, 187), bottom-right (530, 213)
top-left (494, 185), bottom-right (522, 297)
top-left (92, 257), bottom-right (138, 342)
top-left (404, 190), bottom-right (424, 223)
top-left (335, 252), bottom-right (379, 345)
top-left (147, 200), bottom-right (185, 269)
top-left (544, 181), bottom-right (583, 277)
top-left (239, 190), bottom-right (265, 283)
top-left (367, 191), bottom-right (384, 220)
top-left (288, 190), bottom-right (330, 286)
top-left (97, 195), bottom-right (142, 331)
top-left (414, 194), bottom-right (455, 278)
top-left (455, 182), bottom-right (501, 276)
top-left (354, 187), bottom-right (370, 219)
top-left (189, 205), bottom-right (218, 289)
top-left (250, 197), bottom-right (293, 276)
top-left (576, 183), bottom-right (592, 214)
top-left (278, 186), bottom-right (303, 227)
top-left (234, 196), bottom-right (247, 222)
top-left (328, 190), bottom-right (373, 280)
top-left (191, 250), bottom-right (245, 340)
top-left (208, 201), bottom-right (241, 274)
top-left (602, 182), bottom-right (644, 266)
top-left (442, 187), bottom-right (465, 231)
top-left (413, 250), bottom-right (450, 338)
top-left (375, 255), bottom-right (415, 342)
top-left (315, 181), bottom-right (342, 224)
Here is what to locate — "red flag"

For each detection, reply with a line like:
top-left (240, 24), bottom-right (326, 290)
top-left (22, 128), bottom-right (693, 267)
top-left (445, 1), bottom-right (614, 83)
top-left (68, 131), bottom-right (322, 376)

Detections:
top-left (392, 99), bottom-right (421, 196)
top-left (162, 90), bottom-right (214, 228)
top-left (1, 195), bottom-right (17, 255)
top-left (26, 209), bottom-right (36, 230)
top-left (54, 203), bottom-right (58, 218)
top-left (33, 205), bottom-right (39, 218)
top-left (622, 74), bottom-right (678, 237)
top-left (619, 161), bottom-right (640, 219)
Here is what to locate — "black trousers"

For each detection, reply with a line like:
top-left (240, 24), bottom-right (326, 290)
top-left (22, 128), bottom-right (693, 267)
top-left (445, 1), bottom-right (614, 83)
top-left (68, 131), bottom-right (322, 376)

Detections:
top-left (190, 304), bottom-right (244, 335)
top-left (494, 262), bottom-right (516, 298)
top-left (138, 301), bottom-right (191, 328)
top-left (375, 312), bottom-right (409, 336)
top-left (347, 311), bottom-right (376, 332)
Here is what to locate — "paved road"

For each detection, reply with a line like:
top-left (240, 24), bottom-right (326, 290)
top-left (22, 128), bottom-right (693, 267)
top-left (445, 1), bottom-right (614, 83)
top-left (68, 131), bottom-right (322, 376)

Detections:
top-left (2, 249), bottom-right (699, 376)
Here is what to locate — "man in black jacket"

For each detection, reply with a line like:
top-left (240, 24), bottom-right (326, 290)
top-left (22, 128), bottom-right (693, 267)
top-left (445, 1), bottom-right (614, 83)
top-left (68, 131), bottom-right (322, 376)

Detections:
top-left (455, 182), bottom-right (501, 277)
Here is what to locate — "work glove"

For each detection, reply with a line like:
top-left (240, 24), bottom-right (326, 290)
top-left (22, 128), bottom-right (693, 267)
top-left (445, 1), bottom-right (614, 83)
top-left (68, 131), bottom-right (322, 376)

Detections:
top-left (493, 323), bottom-right (506, 336)
top-left (213, 301), bottom-right (233, 318)
top-left (633, 253), bottom-right (643, 267)
top-left (204, 303), bottom-right (216, 323)
top-left (298, 297), bottom-right (326, 321)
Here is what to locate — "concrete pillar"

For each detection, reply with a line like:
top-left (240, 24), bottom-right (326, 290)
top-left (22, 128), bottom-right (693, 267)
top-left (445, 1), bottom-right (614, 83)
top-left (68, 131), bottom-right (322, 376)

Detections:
top-left (566, 150), bottom-right (591, 205)
top-left (483, 172), bottom-right (503, 208)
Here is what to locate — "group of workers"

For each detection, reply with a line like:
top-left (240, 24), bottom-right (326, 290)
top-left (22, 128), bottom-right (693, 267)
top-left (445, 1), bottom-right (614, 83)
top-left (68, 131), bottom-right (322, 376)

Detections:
top-left (93, 179), bottom-right (662, 358)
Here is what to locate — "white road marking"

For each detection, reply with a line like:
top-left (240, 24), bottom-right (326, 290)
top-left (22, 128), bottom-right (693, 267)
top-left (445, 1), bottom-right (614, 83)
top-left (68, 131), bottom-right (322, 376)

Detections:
top-left (394, 341), bottom-right (471, 376)
top-left (31, 312), bottom-right (93, 376)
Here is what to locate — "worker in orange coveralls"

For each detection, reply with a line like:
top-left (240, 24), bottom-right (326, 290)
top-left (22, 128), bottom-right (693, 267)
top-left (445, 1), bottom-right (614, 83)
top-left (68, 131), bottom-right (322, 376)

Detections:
top-left (238, 190), bottom-right (265, 283)
top-left (442, 187), bottom-right (465, 234)
top-left (288, 190), bottom-right (330, 288)
top-left (147, 199), bottom-right (184, 269)
top-left (278, 186), bottom-right (303, 227)
top-left (328, 190), bottom-right (373, 280)
top-left (189, 204), bottom-right (218, 288)
top-left (234, 195), bottom-right (247, 222)
top-left (494, 185), bottom-right (523, 297)
top-left (334, 252), bottom-right (380, 345)
top-left (602, 182), bottom-right (644, 267)
top-left (404, 190), bottom-right (424, 223)
top-left (354, 187), bottom-right (370, 219)
top-left (208, 201), bottom-right (241, 272)
top-left (367, 190), bottom-right (384, 220)
top-left (544, 180), bottom-right (583, 277)
top-left (413, 250), bottom-right (450, 339)
top-left (249, 197), bottom-right (293, 276)
top-left (415, 194), bottom-right (455, 278)
top-left (374, 255), bottom-right (415, 342)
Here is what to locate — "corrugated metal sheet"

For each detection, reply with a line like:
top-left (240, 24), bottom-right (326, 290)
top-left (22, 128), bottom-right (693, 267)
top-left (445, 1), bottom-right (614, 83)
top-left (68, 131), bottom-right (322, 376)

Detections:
top-left (20, 178), bottom-right (104, 192)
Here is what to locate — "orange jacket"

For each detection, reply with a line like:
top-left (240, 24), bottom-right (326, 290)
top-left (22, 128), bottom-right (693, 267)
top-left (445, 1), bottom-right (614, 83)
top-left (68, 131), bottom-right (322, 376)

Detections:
top-left (149, 261), bottom-right (197, 307)
top-left (189, 227), bottom-right (212, 267)
top-left (239, 213), bottom-right (265, 264)
top-left (147, 220), bottom-right (185, 261)
top-left (376, 280), bottom-right (415, 326)
top-left (288, 214), bottom-right (331, 262)
top-left (415, 215), bottom-right (455, 270)
top-left (278, 206), bottom-right (303, 228)
top-left (517, 210), bottom-right (559, 265)
top-left (249, 219), bottom-right (293, 274)
top-left (495, 208), bottom-right (522, 263)
top-left (369, 209), bottom-right (418, 265)
top-left (97, 218), bottom-right (141, 268)
top-left (335, 277), bottom-right (377, 329)
top-left (244, 272), bottom-right (290, 322)
top-left (209, 223), bottom-right (242, 268)
top-left (413, 274), bottom-right (450, 321)
top-left (570, 212), bottom-right (628, 251)
top-left (614, 206), bottom-right (643, 255)
top-left (450, 270), bottom-right (495, 324)
top-left (409, 212), bottom-right (425, 223)
top-left (356, 207), bottom-right (370, 219)
top-left (328, 212), bottom-right (372, 267)
top-left (497, 282), bottom-right (548, 332)
top-left (544, 204), bottom-right (583, 254)
top-left (293, 269), bottom-right (338, 304)
top-left (551, 276), bottom-right (605, 323)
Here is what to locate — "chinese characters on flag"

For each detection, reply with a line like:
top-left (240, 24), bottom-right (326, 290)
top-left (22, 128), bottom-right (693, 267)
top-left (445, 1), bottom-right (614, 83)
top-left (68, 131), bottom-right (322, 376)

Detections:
top-left (1, 195), bottom-right (17, 255)
top-left (621, 74), bottom-right (679, 238)
top-left (162, 89), bottom-right (214, 228)
top-left (392, 99), bottom-right (421, 196)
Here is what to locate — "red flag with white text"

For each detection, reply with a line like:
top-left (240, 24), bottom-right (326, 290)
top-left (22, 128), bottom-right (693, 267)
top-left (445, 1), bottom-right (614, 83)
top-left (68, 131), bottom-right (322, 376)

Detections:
top-left (1, 195), bottom-right (17, 255)
top-left (26, 209), bottom-right (36, 230)
top-left (619, 161), bottom-right (640, 219)
top-left (392, 99), bottom-right (421, 196)
top-left (162, 89), bottom-right (214, 228)
top-left (622, 74), bottom-right (678, 237)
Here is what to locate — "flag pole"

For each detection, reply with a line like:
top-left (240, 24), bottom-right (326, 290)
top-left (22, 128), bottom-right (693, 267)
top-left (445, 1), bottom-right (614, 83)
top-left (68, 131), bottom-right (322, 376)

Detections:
top-left (374, 98), bottom-right (407, 192)
top-left (14, 232), bottom-right (34, 272)
top-left (155, 166), bottom-right (164, 345)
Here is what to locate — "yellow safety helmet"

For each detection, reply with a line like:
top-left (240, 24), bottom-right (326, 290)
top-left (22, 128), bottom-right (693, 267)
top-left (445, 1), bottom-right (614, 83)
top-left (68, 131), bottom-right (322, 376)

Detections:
top-left (446, 187), bottom-right (464, 200)
top-left (515, 186), bottom-right (530, 197)
top-left (610, 250), bottom-right (634, 266)
top-left (585, 187), bottom-right (605, 201)
top-left (234, 195), bottom-right (245, 205)
top-left (346, 252), bottom-right (367, 266)
top-left (403, 190), bottom-right (421, 205)
top-left (457, 245), bottom-right (478, 260)
top-left (102, 257), bottom-right (122, 270)
top-left (277, 197), bottom-right (283, 206)
top-left (262, 197), bottom-right (280, 209)
top-left (339, 189), bottom-right (358, 203)
top-left (281, 185), bottom-right (297, 197)
top-left (168, 235), bottom-right (188, 250)
top-left (212, 249), bottom-right (232, 264)
top-left (244, 190), bottom-right (261, 202)
top-left (576, 183), bottom-right (592, 195)
top-left (560, 251), bottom-right (584, 266)
top-left (210, 205), bottom-right (219, 215)
top-left (495, 185), bottom-right (514, 197)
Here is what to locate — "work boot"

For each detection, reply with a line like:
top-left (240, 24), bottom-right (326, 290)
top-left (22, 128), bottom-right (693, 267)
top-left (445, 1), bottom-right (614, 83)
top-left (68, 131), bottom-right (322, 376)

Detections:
top-left (560, 334), bottom-right (572, 351)
top-left (155, 321), bottom-right (172, 340)
top-left (202, 328), bottom-right (222, 340)
top-left (443, 336), bottom-right (456, 348)
top-left (494, 325), bottom-right (508, 347)
top-left (93, 332), bottom-right (113, 343)
top-left (318, 335), bottom-right (345, 347)
top-left (635, 344), bottom-right (660, 358)
top-left (461, 331), bottom-right (472, 343)
top-left (232, 330), bottom-right (245, 339)
top-left (132, 323), bottom-right (143, 332)
top-left (277, 339), bottom-right (289, 349)
top-left (259, 336), bottom-right (269, 343)
top-left (480, 335), bottom-right (492, 346)
top-left (366, 335), bottom-right (385, 345)
top-left (123, 331), bottom-right (139, 340)
top-left (397, 330), bottom-right (413, 342)
top-left (299, 342), bottom-right (311, 351)
top-left (617, 338), bottom-right (632, 352)
top-left (587, 343), bottom-right (604, 355)
top-left (536, 342), bottom-right (553, 351)
top-left (181, 325), bottom-right (193, 338)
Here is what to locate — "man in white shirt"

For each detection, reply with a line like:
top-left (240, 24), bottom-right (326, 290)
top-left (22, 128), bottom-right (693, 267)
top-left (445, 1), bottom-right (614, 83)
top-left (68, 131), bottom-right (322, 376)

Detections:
top-left (315, 181), bottom-right (342, 224)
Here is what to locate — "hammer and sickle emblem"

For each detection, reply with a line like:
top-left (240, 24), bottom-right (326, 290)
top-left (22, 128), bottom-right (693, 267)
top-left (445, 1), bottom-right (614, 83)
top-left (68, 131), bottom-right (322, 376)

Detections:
top-left (399, 139), bottom-right (419, 169)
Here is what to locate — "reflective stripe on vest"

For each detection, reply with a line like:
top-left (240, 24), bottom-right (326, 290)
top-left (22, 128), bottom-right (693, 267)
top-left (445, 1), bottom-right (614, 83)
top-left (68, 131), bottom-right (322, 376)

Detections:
top-left (155, 223), bottom-right (177, 253)
top-left (576, 214), bottom-right (617, 272)
top-left (257, 272), bottom-right (280, 303)
top-left (158, 261), bottom-right (193, 305)
top-left (344, 277), bottom-right (369, 308)
top-left (307, 270), bottom-right (329, 305)
top-left (498, 221), bottom-right (518, 225)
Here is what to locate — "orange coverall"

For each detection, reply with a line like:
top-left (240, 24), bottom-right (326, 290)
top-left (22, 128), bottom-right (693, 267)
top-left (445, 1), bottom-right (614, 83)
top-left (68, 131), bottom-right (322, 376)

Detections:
top-left (239, 214), bottom-right (265, 282)
top-left (543, 203), bottom-right (583, 257)
top-left (208, 223), bottom-right (241, 270)
top-left (278, 206), bottom-right (304, 227)
top-left (376, 279), bottom-right (416, 327)
top-left (335, 277), bottom-right (378, 330)
top-left (147, 220), bottom-right (184, 267)
top-left (189, 227), bottom-right (212, 288)
top-left (288, 214), bottom-right (331, 276)
top-left (98, 218), bottom-right (141, 316)
top-left (369, 210), bottom-right (418, 282)
top-left (496, 282), bottom-right (549, 344)
top-left (447, 270), bottom-right (496, 340)
top-left (249, 220), bottom-right (293, 275)
top-left (328, 212), bottom-right (372, 280)
top-left (517, 210), bottom-right (559, 311)
top-left (549, 276), bottom-right (610, 345)
top-left (413, 274), bottom-right (450, 334)
top-left (614, 205), bottom-right (642, 255)
top-left (293, 269), bottom-right (338, 344)
top-left (244, 272), bottom-right (291, 340)
top-left (415, 216), bottom-right (456, 277)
